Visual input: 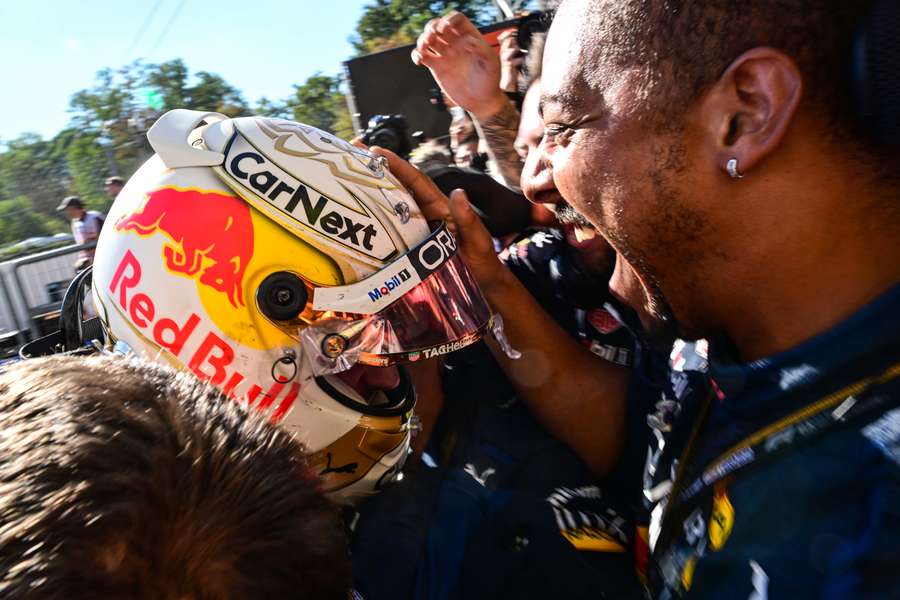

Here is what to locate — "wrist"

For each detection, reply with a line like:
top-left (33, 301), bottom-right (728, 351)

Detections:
top-left (499, 68), bottom-right (518, 93)
top-left (477, 261), bottom-right (516, 300)
top-left (471, 91), bottom-right (510, 123)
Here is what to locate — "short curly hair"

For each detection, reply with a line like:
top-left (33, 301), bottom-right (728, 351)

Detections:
top-left (0, 355), bottom-right (351, 599)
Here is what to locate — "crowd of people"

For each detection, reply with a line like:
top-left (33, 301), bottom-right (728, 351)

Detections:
top-left (2, 0), bottom-right (899, 598)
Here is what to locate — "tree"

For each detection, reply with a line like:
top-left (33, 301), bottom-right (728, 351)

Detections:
top-left (352, 0), bottom-right (496, 54)
top-left (185, 71), bottom-right (248, 117)
top-left (143, 60), bottom-right (249, 117)
top-left (286, 74), bottom-right (353, 137)
top-left (1, 0), bottom-right (508, 249)
top-left (69, 61), bottom-right (149, 194)
top-left (0, 197), bottom-right (60, 246)
top-left (69, 64), bottom-right (143, 133)
top-left (255, 97), bottom-right (289, 119)
top-left (0, 133), bottom-right (71, 218)
top-left (145, 59), bottom-right (188, 110)
top-left (65, 130), bottom-right (123, 214)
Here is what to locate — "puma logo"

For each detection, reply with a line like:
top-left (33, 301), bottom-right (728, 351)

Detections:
top-left (320, 452), bottom-right (358, 475)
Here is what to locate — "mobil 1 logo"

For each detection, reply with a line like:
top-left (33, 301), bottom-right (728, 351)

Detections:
top-left (222, 133), bottom-right (396, 261)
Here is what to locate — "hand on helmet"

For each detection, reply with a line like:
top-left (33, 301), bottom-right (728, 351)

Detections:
top-left (372, 147), bottom-right (509, 294)
top-left (411, 12), bottom-right (509, 121)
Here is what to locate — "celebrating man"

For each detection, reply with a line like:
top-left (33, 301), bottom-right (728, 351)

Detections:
top-left (536, 0), bottom-right (900, 596)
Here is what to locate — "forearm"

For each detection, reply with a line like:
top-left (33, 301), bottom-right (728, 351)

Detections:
top-left (483, 267), bottom-right (630, 476)
top-left (472, 100), bottom-right (526, 191)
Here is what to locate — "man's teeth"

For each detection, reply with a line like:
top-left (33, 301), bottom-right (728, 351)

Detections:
top-left (573, 226), bottom-right (597, 243)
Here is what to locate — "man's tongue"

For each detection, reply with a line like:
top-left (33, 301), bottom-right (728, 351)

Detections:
top-left (335, 364), bottom-right (401, 398)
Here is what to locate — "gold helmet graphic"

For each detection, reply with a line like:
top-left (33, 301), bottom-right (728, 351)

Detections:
top-left (92, 109), bottom-right (493, 502)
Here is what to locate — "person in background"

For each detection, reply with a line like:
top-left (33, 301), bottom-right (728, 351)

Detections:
top-left (415, 17), bottom-right (530, 192)
top-left (448, 109), bottom-right (486, 172)
top-left (497, 28), bottom-right (525, 96)
top-left (408, 139), bottom-right (455, 173)
top-left (0, 355), bottom-right (352, 599)
top-left (104, 175), bottom-right (124, 201)
top-left (56, 195), bottom-right (105, 270)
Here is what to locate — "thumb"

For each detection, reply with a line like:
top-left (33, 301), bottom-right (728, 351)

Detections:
top-left (448, 189), bottom-right (494, 258)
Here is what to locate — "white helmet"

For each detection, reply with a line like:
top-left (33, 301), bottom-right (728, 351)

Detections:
top-left (92, 110), bottom-right (493, 503)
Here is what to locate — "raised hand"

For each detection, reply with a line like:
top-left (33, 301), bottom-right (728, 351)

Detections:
top-left (411, 12), bottom-right (508, 121)
top-left (498, 29), bottom-right (524, 93)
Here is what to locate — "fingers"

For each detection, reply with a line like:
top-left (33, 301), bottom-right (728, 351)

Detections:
top-left (447, 188), bottom-right (507, 291)
top-left (413, 17), bottom-right (461, 68)
top-left (413, 12), bottom-right (487, 68)
top-left (443, 11), bottom-right (481, 38)
top-left (499, 30), bottom-right (522, 62)
top-left (497, 29), bottom-right (516, 43)
top-left (498, 29), bottom-right (519, 50)
top-left (370, 147), bottom-right (450, 221)
top-left (349, 136), bottom-right (368, 151)
top-left (414, 35), bottom-right (440, 69)
top-left (422, 21), bottom-right (451, 53)
top-left (430, 17), bottom-right (461, 47)
top-left (448, 189), bottom-right (495, 257)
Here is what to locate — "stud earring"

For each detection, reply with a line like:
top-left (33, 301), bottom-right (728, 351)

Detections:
top-left (726, 158), bottom-right (744, 179)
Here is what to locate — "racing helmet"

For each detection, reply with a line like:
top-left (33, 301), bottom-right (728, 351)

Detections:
top-left (92, 109), bottom-right (493, 503)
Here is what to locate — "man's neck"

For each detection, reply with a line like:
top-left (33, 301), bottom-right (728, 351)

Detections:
top-left (711, 199), bottom-right (900, 363)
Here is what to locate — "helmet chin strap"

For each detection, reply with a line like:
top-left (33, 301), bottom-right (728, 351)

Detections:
top-left (59, 266), bottom-right (94, 351)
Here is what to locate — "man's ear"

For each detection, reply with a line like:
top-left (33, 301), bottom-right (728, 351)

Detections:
top-left (701, 47), bottom-right (803, 175)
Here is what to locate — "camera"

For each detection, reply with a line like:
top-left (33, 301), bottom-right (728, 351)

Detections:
top-left (361, 114), bottom-right (412, 158)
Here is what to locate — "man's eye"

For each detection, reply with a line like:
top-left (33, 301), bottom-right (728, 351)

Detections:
top-left (545, 124), bottom-right (572, 142)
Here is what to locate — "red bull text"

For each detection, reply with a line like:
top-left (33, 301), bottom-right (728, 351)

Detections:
top-left (116, 187), bottom-right (254, 308)
top-left (108, 248), bottom-right (299, 423)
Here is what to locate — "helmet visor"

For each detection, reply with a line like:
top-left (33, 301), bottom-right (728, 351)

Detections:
top-left (301, 222), bottom-right (492, 374)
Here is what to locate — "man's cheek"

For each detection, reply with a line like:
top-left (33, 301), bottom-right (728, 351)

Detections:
top-left (554, 149), bottom-right (596, 214)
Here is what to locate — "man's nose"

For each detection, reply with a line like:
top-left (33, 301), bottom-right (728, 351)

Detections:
top-left (521, 148), bottom-right (556, 204)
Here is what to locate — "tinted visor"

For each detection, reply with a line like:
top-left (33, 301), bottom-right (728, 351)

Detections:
top-left (301, 224), bottom-right (492, 375)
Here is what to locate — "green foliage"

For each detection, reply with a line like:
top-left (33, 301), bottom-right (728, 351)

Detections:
top-left (255, 96), bottom-right (290, 119)
top-left (145, 59), bottom-right (188, 109)
top-left (286, 74), bottom-right (354, 137)
top-left (148, 61), bottom-right (249, 117)
top-left (0, 133), bottom-right (71, 217)
top-left (352, 0), bottom-right (496, 54)
top-left (0, 197), bottom-right (60, 247)
top-left (65, 130), bottom-right (126, 214)
top-left (0, 1), bottom-right (504, 248)
top-left (69, 64), bottom-right (143, 133)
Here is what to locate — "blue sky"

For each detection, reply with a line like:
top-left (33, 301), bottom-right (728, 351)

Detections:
top-left (0, 0), bottom-right (375, 141)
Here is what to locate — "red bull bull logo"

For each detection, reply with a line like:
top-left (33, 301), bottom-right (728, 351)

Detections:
top-left (116, 187), bottom-right (254, 308)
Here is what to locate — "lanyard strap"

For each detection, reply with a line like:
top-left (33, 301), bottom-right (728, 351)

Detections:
top-left (657, 359), bottom-right (900, 553)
